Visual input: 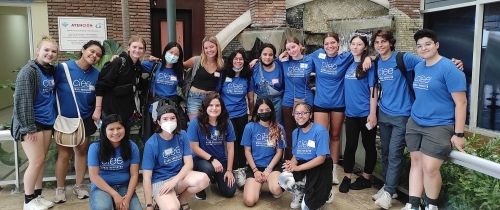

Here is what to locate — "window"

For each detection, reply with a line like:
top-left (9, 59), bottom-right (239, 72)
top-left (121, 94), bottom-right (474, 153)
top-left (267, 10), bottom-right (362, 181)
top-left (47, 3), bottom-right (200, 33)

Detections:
top-left (478, 2), bottom-right (500, 131)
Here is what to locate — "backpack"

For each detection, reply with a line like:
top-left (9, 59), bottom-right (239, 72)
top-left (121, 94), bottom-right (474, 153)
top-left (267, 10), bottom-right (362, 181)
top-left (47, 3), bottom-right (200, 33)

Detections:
top-left (372, 52), bottom-right (415, 101)
top-left (181, 56), bottom-right (201, 99)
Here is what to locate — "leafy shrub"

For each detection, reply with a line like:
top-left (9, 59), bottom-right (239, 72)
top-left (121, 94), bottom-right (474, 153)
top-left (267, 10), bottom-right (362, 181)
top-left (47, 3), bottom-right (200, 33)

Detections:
top-left (441, 135), bottom-right (500, 210)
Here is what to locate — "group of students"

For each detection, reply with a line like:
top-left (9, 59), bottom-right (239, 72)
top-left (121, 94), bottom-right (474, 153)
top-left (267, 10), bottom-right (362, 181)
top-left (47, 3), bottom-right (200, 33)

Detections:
top-left (11, 27), bottom-right (466, 210)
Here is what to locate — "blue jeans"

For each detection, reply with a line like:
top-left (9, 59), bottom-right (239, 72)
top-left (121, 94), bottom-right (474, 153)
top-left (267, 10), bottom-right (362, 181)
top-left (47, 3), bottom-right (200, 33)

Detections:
top-left (378, 109), bottom-right (409, 195)
top-left (89, 185), bottom-right (142, 210)
top-left (187, 91), bottom-right (209, 116)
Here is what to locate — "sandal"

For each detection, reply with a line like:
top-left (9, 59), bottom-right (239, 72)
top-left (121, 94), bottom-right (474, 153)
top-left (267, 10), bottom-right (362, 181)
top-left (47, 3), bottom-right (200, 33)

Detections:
top-left (180, 203), bottom-right (191, 210)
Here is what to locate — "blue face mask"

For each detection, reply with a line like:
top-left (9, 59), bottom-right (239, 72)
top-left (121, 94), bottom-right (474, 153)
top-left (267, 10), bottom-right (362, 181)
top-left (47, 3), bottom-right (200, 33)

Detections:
top-left (164, 52), bottom-right (179, 64)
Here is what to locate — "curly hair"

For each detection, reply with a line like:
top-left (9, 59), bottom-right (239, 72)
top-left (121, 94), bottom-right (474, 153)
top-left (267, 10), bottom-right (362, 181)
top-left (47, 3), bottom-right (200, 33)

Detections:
top-left (222, 48), bottom-right (252, 79)
top-left (198, 92), bottom-right (229, 137)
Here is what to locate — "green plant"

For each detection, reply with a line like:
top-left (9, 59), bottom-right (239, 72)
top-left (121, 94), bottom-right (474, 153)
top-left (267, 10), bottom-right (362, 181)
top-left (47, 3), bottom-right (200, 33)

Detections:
top-left (441, 135), bottom-right (500, 210)
top-left (62, 39), bottom-right (124, 70)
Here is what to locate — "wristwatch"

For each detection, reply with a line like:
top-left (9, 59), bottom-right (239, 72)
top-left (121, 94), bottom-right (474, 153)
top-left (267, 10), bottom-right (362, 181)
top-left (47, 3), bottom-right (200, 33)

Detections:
top-left (454, 132), bottom-right (465, 138)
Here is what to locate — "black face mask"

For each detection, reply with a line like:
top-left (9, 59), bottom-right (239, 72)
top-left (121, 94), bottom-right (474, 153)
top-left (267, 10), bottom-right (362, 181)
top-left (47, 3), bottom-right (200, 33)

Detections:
top-left (262, 60), bottom-right (274, 67)
top-left (257, 112), bottom-right (272, 122)
top-left (298, 120), bottom-right (311, 128)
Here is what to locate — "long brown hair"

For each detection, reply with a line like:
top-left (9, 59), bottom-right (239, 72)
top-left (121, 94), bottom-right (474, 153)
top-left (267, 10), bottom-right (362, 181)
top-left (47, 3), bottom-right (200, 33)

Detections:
top-left (198, 92), bottom-right (229, 137)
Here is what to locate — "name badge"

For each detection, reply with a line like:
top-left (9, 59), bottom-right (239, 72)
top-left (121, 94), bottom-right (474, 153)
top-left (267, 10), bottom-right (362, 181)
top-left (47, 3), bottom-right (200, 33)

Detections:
top-left (271, 78), bottom-right (279, 85)
top-left (300, 63), bottom-right (308, 69)
top-left (89, 85), bottom-right (95, 91)
top-left (225, 77), bottom-right (233, 82)
top-left (214, 72), bottom-right (221, 77)
top-left (163, 148), bottom-right (173, 156)
top-left (318, 53), bottom-right (326, 59)
top-left (307, 140), bottom-right (316, 148)
top-left (170, 75), bottom-right (177, 81)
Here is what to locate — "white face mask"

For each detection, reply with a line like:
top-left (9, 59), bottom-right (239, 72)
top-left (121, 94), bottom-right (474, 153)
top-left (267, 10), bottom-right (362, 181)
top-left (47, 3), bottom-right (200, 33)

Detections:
top-left (160, 121), bottom-right (177, 134)
top-left (164, 52), bottom-right (179, 64)
top-left (232, 67), bottom-right (243, 72)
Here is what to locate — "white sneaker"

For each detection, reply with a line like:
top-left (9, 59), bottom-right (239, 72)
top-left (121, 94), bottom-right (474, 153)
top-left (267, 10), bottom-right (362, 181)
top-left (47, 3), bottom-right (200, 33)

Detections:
top-left (402, 203), bottom-right (421, 210)
top-left (72, 185), bottom-right (89, 199)
top-left (234, 168), bottom-right (246, 188)
top-left (425, 204), bottom-right (438, 210)
top-left (372, 185), bottom-right (398, 201)
top-left (36, 196), bottom-right (54, 208)
top-left (290, 190), bottom-right (304, 209)
top-left (326, 191), bottom-right (334, 204)
top-left (54, 187), bottom-right (66, 203)
top-left (374, 191), bottom-right (393, 209)
top-left (332, 164), bottom-right (339, 184)
top-left (24, 198), bottom-right (48, 210)
top-left (278, 171), bottom-right (295, 191)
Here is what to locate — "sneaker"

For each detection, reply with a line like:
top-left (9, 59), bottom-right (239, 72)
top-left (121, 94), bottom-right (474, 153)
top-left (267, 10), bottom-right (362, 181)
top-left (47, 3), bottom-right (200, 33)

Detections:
top-left (54, 187), bottom-right (66, 203)
top-left (425, 204), bottom-right (438, 210)
top-left (331, 164), bottom-right (339, 184)
top-left (194, 190), bottom-right (206, 200)
top-left (72, 185), bottom-right (89, 199)
top-left (372, 185), bottom-right (398, 201)
top-left (374, 191), bottom-right (393, 209)
top-left (402, 203), bottom-right (421, 210)
top-left (24, 198), bottom-right (48, 210)
top-left (326, 191), bottom-right (334, 204)
top-left (338, 176), bottom-right (351, 193)
top-left (234, 168), bottom-right (246, 188)
top-left (350, 176), bottom-right (372, 190)
top-left (278, 171), bottom-right (295, 192)
top-left (290, 190), bottom-right (304, 209)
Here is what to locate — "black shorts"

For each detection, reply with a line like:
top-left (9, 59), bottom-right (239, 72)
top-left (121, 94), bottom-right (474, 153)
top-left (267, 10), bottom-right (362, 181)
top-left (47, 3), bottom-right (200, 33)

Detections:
top-left (83, 117), bottom-right (97, 137)
top-left (313, 105), bottom-right (345, 113)
top-left (245, 163), bottom-right (282, 178)
top-left (35, 122), bottom-right (53, 132)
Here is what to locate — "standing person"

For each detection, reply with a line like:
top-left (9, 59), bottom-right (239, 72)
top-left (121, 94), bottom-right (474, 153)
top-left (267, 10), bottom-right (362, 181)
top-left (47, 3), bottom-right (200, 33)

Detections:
top-left (11, 36), bottom-right (58, 210)
top-left (241, 98), bottom-right (285, 207)
top-left (279, 102), bottom-right (333, 210)
top-left (278, 37), bottom-right (315, 159)
top-left (54, 40), bottom-right (104, 203)
top-left (251, 43), bottom-right (284, 124)
top-left (142, 104), bottom-right (209, 210)
top-left (187, 93), bottom-right (237, 200)
top-left (87, 114), bottom-right (142, 210)
top-left (184, 36), bottom-right (224, 120)
top-left (310, 32), bottom-right (355, 184)
top-left (338, 35), bottom-right (378, 193)
top-left (142, 41), bottom-right (186, 139)
top-left (402, 29), bottom-right (466, 210)
top-left (220, 48), bottom-right (254, 187)
top-left (93, 35), bottom-right (147, 132)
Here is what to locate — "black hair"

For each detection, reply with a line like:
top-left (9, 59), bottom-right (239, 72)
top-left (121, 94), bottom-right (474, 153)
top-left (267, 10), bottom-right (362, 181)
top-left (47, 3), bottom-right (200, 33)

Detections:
top-left (414, 29), bottom-right (438, 43)
top-left (98, 114), bottom-right (132, 162)
top-left (198, 92), bottom-right (229, 137)
top-left (222, 48), bottom-right (252, 79)
top-left (252, 98), bottom-right (276, 122)
top-left (371, 29), bottom-right (396, 51)
top-left (160, 42), bottom-right (184, 84)
top-left (350, 35), bottom-right (370, 79)
top-left (155, 104), bottom-right (181, 135)
top-left (80, 40), bottom-right (105, 58)
top-left (259, 43), bottom-right (277, 58)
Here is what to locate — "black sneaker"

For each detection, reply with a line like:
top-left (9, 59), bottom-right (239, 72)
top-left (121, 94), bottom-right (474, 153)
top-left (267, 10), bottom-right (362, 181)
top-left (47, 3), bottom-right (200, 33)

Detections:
top-left (194, 190), bottom-right (206, 200)
top-left (338, 176), bottom-right (351, 193)
top-left (350, 176), bottom-right (372, 190)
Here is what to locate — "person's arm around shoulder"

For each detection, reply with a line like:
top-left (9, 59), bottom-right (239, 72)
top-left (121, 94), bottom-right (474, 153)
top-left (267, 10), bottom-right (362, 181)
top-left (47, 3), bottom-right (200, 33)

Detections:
top-left (183, 56), bottom-right (197, 69)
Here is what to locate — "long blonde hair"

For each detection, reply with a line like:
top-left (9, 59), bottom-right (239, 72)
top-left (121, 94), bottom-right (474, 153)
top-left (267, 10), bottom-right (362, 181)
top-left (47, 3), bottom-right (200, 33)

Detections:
top-left (200, 36), bottom-right (224, 70)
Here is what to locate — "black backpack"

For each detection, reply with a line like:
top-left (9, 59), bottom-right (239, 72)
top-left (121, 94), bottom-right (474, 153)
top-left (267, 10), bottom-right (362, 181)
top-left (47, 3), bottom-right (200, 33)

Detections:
top-left (372, 51), bottom-right (415, 101)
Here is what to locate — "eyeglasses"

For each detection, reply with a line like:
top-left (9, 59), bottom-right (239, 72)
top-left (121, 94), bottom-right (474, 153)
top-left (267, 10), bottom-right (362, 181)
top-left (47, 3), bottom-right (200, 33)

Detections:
top-left (293, 111), bottom-right (310, 116)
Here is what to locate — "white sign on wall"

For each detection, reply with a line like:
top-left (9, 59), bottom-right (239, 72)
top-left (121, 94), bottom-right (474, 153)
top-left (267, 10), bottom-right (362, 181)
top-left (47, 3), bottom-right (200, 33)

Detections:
top-left (58, 17), bottom-right (107, 51)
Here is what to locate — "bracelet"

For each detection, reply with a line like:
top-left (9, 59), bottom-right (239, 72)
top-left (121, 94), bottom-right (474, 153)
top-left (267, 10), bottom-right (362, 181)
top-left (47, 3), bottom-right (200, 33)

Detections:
top-left (252, 167), bottom-right (258, 173)
top-left (146, 203), bottom-right (153, 208)
top-left (208, 156), bottom-right (215, 162)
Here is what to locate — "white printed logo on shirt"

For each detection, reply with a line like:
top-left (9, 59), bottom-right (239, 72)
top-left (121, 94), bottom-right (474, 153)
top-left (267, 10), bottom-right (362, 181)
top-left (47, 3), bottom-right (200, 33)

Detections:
top-left (413, 75), bottom-right (432, 90)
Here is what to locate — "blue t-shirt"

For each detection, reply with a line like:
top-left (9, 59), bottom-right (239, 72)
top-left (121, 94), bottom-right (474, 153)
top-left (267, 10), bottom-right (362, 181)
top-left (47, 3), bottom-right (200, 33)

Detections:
top-left (411, 57), bottom-right (466, 126)
top-left (344, 62), bottom-right (375, 117)
top-left (292, 123), bottom-right (330, 161)
top-left (221, 76), bottom-right (253, 119)
top-left (377, 51), bottom-right (422, 116)
top-left (142, 131), bottom-right (192, 184)
top-left (34, 65), bottom-right (56, 125)
top-left (55, 60), bottom-right (99, 119)
top-left (187, 118), bottom-right (236, 162)
top-left (311, 49), bottom-right (354, 109)
top-left (143, 61), bottom-right (179, 98)
top-left (281, 56), bottom-right (315, 107)
top-left (88, 140), bottom-right (140, 191)
top-left (251, 61), bottom-right (284, 97)
top-left (240, 122), bottom-right (286, 167)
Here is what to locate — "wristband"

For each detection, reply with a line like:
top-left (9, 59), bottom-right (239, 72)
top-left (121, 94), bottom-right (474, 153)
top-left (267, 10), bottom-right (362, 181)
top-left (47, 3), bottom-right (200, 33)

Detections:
top-left (454, 132), bottom-right (465, 138)
top-left (146, 204), bottom-right (153, 208)
top-left (208, 156), bottom-right (215, 162)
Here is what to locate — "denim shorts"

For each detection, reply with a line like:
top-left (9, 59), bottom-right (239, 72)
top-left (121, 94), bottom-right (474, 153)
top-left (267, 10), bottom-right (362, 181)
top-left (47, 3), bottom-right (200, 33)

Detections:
top-left (187, 91), bottom-right (210, 115)
top-left (405, 118), bottom-right (453, 160)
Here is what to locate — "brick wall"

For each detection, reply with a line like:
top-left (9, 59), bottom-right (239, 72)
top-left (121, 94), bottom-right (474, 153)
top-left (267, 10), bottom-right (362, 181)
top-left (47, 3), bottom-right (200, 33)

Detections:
top-left (390, 0), bottom-right (422, 52)
top-left (204, 0), bottom-right (248, 36)
top-left (249, 0), bottom-right (286, 27)
top-left (47, 0), bottom-right (151, 54)
top-left (391, 0), bottom-right (421, 19)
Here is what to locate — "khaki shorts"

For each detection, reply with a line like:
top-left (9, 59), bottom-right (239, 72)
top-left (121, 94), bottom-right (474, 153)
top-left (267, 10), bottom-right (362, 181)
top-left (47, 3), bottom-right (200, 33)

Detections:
top-left (405, 118), bottom-right (453, 160)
